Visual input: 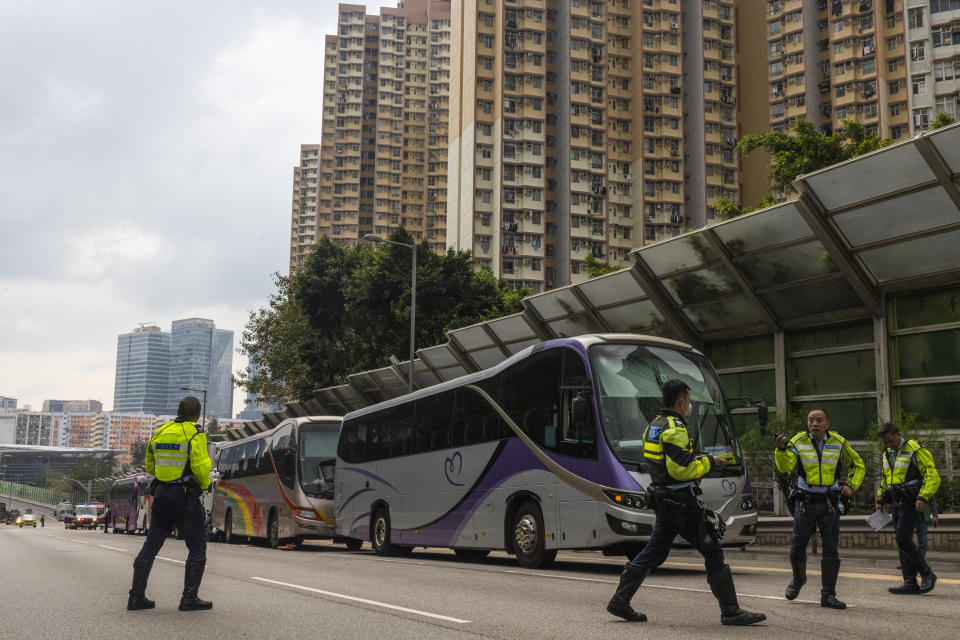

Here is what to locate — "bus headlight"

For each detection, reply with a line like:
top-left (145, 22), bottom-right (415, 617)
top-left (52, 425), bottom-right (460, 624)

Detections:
top-left (739, 496), bottom-right (755, 511)
top-left (295, 510), bottom-right (317, 519)
top-left (603, 490), bottom-right (649, 510)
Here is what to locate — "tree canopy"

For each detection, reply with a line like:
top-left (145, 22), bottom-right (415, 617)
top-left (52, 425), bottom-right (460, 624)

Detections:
top-left (722, 117), bottom-right (892, 217)
top-left (237, 229), bottom-right (528, 404)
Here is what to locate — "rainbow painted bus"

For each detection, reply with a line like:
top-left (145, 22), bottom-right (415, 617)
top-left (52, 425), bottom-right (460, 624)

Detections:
top-left (210, 416), bottom-right (357, 549)
top-left (107, 472), bottom-right (153, 534)
top-left (335, 334), bottom-right (758, 568)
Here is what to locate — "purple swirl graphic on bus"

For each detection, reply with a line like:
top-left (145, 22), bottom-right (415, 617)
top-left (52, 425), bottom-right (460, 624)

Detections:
top-left (721, 479), bottom-right (738, 497)
top-left (444, 451), bottom-right (464, 486)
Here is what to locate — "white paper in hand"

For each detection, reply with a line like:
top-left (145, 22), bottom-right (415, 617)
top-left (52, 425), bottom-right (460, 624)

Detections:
top-left (866, 510), bottom-right (893, 531)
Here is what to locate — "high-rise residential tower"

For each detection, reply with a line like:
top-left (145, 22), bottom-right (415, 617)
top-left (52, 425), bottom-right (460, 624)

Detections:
top-left (168, 318), bottom-right (234, 420)
top-left (290, 1), bottom-right (452, 273)
top-left (113, 325), bottom-right (171, 415)
top-left (447, 0), bottom-right (739, 290)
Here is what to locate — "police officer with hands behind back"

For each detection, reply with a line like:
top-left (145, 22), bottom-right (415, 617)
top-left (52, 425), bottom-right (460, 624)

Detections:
top-left (876, 422), bottom-right (939, 595)
top-left (606, 379), bottom-right (766, 627)
top-left (127, 396), bottom-right (214, 612)
top-left (774, 409), bottom-right (865, 609)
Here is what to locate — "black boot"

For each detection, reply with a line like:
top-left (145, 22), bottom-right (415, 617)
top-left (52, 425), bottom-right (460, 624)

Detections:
top-left (819, 557), bottom-right (846, 609)
top-left (707, 565), bottom-right (766, 626)
top-left (785, 555), bottom-right (806, 600)
top-left (178, 560), bottom-right (213, 611)
top-left (905, 548), bottom-right (937, 594)
top-left (127, 559), bottom-right (155, 611)
top-left (606, 563), bottom-right (648, 622)
top-left (888, 550), bottom-right (921, 595)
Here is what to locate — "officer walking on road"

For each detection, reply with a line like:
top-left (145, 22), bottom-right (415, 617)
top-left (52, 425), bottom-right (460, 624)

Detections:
top-left (127, 396), bottom-right (214, 612)
top-left (774, 409), bottom-right (865, 609)
top-left (876, 422), bottom-right (939, 595)
top-left (606, 380), bottom-right (766, 626)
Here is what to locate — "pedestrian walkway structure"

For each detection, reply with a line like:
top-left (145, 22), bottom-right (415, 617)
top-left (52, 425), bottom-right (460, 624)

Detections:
top-left (228, 123), bottom-right (960, 491)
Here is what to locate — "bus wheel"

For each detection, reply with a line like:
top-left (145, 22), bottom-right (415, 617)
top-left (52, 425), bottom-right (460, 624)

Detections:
top-left (224, 511), bottom-right (236, 544)
top-left (267, 512), bottom-right (281, 549)
top-left (511, 501), bottom-right (552, 569)
top-left (371, 507), bottom-right (393, 556)
top-left (454, 549), bottom-right (490, 562)
top-left (345, 538), bottom-right (363, 551)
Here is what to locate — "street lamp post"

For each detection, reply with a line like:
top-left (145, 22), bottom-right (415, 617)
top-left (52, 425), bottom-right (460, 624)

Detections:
top-left (179, 386), bottom-right (207, 429)
top-left (364, 234), bottom-right (417, 393)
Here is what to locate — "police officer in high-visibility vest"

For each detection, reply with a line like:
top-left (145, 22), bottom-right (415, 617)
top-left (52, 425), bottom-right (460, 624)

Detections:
top-left (606, 380), bottom-right (766, 626)
top-left (774, 409), bottom-right (865, 609)
top-left (875, 422), bottom-right (939, 595)
top-left (127, 396), bottom-right (213, 611)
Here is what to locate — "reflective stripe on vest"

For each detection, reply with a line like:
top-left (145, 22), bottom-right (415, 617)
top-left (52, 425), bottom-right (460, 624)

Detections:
top-left (790, 434), bottom-right (844, 487)
top-left (883, 444), bottom-right (916, 486)
top-left (643, 416), bottom-right (680, 463)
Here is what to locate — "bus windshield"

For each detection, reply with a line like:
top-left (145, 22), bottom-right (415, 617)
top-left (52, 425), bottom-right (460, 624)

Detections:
top-left (76, 505), bottom-right (98, 517)
top-left (299, 423), bottom-right (340, 497)
top-left (589, 343), bottom-right (741, 471)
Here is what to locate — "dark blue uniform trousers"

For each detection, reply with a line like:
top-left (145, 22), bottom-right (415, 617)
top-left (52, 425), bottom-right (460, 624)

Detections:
top-left (135, 483), bottom-right (206, 564)
top-left (789, 496), bottom-right (839, 560)
top-left (630, 493), bottom-right (725, 576)
top-left (893, 502), bottom-right (922, 553)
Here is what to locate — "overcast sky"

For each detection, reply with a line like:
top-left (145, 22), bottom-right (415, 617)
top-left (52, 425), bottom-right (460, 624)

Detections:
top-left (0, 0), bottom-right (397, 414)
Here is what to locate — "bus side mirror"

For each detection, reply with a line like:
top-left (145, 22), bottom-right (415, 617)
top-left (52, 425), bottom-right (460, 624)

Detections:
top-left (573, 391), bottom-right (592, 425)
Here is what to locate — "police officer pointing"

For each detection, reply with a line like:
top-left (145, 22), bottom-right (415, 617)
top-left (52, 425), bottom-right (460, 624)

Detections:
top-left (876, 422), bottom-right (939, 595)
top-left (774, 409), bottom-right (865, 609)
top-left (127, 396), bottom-right (213, 611)
top-left (606, 379), bottom-right (765, 626)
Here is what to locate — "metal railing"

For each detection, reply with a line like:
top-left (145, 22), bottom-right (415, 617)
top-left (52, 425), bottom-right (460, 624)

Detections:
top-left (0, 480), bottom-right (69, 507)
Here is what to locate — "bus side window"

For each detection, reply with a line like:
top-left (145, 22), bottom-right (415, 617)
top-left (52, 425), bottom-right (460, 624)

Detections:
top-left (454, 384), bottom-right (502, 445)
top-left (414, 392), bottom-right (453, 453)
top-left (501, 348), bottom-right (562, 452)
top-left (256, 438), bottom-right (269, 474)
top-left (271, 424), bottom-right (296, 489)
top-left (560, 349), bottom-right (597, 459)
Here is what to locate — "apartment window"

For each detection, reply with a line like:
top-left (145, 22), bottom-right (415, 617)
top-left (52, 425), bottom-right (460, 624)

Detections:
top-left (912, 74), bottom-right (927, 96)
top-left (935, 96), bottom-right (958, 118)
top-left (888, 59), bottom-right (899, 73)
top-left (891, 103), bottom-right (902, 117)
top-left (910, 41), bottom-right (925, 62)
top-left (864, 103), bottom-right (877, 119)
top-left (907, 7), bottom-right (923, 29)
top-left (836, 85), bottom-right (846, 97)
top-left (935, 61), bottom-right (957, 82)
top-left (914, 107), bottom-right (930, 130)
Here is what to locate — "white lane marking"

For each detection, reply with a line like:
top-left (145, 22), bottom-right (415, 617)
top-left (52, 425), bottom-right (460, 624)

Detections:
top-left (250, 576), bottom-right (471, 624)
top-left (157, 556), bottom-right (185, 565)
top-left (54, 536), bottom-right (68, 540)
top-left (69, 539), bottom-right (90, 544)
top-left (323, 553), bottom-right (828, 606)
top-left (98, 545), bottom-right (127, 552)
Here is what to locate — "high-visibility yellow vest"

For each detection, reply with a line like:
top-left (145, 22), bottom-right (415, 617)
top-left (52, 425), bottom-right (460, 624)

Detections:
top-left (642, 413), bottom-right (712, 485)
top-left (775, 431), bottom-right (865, 490)
top-left (876, 439), bottom-right (940, 502)
top-left (145, 421), bottom-right (212, 489)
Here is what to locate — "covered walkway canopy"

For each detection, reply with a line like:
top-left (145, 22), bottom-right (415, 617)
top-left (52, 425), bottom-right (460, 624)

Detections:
top-left (224, 123), bottom-right (960, 441)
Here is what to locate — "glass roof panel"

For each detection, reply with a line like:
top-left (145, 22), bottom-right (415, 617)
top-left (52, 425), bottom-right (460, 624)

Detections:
top-left (526, 288), bottom-right (584, 320)
top-left (712, 202), bottom-right (814, 255)
top-left (505, 338), bottom-right (541, 354)
top-left (413, 371), bottom-right (439, 389)
top-left (577, 269), bottom-right (646, 307)
top-left (547, 314), bottom-right (604, 338)
top-left (927, 125), bottom-right (960, 175)
top-left (805, 143), bottom-right (935, 210)
top-left (437, 365), bottom-right (468, 381)
top-left (734, 240), bottom-right (836, 288)
top-left (859, 228), bottom-right (960, 282)
top-left (597, 299), bottom-right (665, 333)
top-left (418, 345), bottom-right (458, 368)
top-left (470, 346), bottom-right (507, 369)
top-left (681, 295), bottom-right (768, 332)
top-left (637, 234), bottom-right (718, 276)
top-left (761, 277), bottom-right (863, 319)
top-left (372, 370), bottom-right (406, 393)
top-left (832, 187), bottom-right (958, 248)
top-left (450, 325), bottom-right (494, 350)
top-left (661, 265), bottom-right (742, 305)
top-left (487, 314), bottom-right (537, 342)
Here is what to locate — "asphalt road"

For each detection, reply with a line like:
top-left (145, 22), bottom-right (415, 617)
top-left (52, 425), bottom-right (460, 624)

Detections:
top-left (3, 526), bottom-right (958, 640)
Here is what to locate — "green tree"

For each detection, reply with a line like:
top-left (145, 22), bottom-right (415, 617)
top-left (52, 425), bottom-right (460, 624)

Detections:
top-left (738, 117), bottom-right (892, 208)
top-left (237, 229), bottom-right (529, 403)
top-left (584, 254), bottom-right (622, 278)
top-left (930, 111), bottom-right (957, 130)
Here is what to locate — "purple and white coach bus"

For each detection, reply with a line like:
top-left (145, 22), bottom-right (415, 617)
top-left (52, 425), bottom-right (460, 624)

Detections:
top-left (108, 472), bottom-right (153, 534)
top-left (335, 334), bottom-right (758, 568)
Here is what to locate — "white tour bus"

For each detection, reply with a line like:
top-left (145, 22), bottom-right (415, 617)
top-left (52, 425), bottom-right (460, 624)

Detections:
top-left (335, 334), bottom-right (758, 568)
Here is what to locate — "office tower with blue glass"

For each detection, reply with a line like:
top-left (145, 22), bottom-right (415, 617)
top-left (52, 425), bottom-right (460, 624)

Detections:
top-left (113, 325), bottom-right (172, 415)
top-left (168, 318), bottom-right (234, 420)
